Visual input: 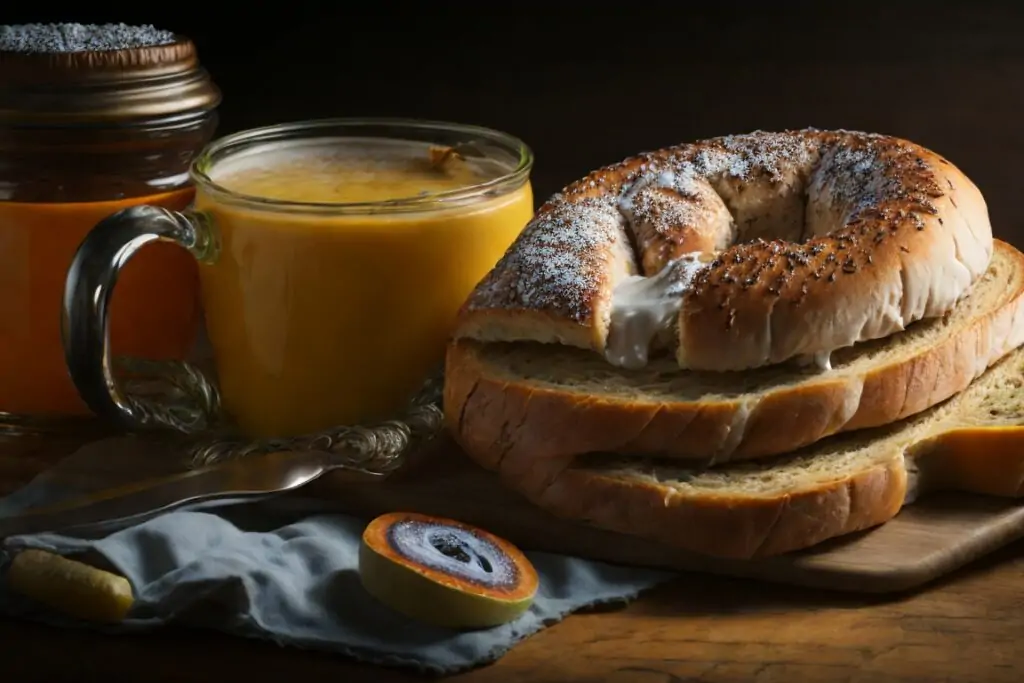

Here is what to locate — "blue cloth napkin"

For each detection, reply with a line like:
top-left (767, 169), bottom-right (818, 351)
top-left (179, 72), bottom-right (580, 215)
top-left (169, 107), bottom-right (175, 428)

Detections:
top-left (0, 502), bottom-right (674, 675)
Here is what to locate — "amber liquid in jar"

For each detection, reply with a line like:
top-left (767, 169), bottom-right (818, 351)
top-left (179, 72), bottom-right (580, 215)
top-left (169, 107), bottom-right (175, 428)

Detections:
top-left (0, 23), bottom-right (221, 418)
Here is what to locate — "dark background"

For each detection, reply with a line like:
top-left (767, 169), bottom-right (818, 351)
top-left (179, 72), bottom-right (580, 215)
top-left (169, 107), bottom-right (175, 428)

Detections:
top-left (9, 2), bottom-right (1024, 242)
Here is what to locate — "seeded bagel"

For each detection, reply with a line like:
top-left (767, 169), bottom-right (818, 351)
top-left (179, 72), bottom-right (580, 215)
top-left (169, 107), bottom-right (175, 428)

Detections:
top-left (454, 129), bottom-right (992, 372)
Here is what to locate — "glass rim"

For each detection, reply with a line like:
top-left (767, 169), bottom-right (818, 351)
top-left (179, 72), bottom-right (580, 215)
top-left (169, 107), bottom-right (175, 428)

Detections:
top-left (189, 117), bottom-right (534, 214)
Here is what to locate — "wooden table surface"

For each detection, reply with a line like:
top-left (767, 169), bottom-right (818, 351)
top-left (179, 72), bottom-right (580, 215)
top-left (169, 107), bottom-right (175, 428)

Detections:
top-left (4, 8), bottom-right (1024, 679)
top-left (2, 435), bottom-right (1023, 682)
top-left (3, 543), bottom-right (1023, 682)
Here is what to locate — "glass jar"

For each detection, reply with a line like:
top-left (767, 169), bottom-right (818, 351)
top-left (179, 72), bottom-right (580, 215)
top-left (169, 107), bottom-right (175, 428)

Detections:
top-left (63, 118), bottom-right (535, 440)
top-left (0, 24), bottom-right (220, 424)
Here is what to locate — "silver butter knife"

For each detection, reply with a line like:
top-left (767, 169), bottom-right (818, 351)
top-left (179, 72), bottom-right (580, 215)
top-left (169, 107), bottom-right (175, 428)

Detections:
top-left (0, 450), bottom-right (379, 539)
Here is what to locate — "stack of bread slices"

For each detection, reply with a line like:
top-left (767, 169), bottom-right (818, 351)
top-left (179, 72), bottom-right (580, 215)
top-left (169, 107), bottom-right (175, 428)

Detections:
top-left (442, 129), bottom-right (1024, 559)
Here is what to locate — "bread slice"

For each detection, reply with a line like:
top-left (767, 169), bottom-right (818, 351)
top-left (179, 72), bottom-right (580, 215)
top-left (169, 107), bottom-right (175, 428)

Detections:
top-left (480, 345), bottom-right (1024, 560)
top-left (445, 239), bottom-right (1024, 464)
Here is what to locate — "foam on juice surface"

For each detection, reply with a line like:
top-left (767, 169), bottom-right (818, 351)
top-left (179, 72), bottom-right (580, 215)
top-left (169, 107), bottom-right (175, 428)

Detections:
top-left (208, 137), bottom-right (506, 205)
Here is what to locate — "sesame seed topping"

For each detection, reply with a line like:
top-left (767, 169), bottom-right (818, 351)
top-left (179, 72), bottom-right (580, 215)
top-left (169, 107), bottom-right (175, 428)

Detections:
top-left (0, 23), bottom-right (176, 54)
top-left (464, 197), bottom-right (629, 322)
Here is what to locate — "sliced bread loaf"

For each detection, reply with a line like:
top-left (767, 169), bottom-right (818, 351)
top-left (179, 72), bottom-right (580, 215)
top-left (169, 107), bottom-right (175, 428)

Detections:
top-left (484, 345), bottom-right (1024, 560)
top-left (446, 240), bottom-right (1024, 464)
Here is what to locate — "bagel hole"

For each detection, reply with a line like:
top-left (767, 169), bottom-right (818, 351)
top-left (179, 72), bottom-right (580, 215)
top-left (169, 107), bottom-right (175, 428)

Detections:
top-left (710, 173), bottom-right (812, 248)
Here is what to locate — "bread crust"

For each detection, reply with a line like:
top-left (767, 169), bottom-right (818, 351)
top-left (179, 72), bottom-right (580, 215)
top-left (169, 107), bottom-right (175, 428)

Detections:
top-left (455, 129), bottom-right (993, 372)
top-left (524, 450), bottom-right (908, 560)
top-left (444, 241), bottom-right (1024, 464)
top-left (446, 355), bottom-right (1024, 560)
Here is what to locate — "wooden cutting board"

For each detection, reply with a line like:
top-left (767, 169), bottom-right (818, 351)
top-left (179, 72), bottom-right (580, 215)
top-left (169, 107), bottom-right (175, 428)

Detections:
top-left (307, 437), bottom-right (1024, 595)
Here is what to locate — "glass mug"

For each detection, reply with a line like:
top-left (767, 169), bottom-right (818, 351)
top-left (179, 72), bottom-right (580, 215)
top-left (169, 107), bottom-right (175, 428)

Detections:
top-left (62, 119), bottom-right (535, 440)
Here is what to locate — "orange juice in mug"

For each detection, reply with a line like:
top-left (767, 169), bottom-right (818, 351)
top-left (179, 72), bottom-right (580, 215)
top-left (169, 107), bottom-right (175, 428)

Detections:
top-left (62, 119), bottom-right (534, 438)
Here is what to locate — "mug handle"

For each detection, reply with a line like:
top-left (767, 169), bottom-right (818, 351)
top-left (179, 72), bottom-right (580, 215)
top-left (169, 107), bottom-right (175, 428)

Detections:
top-left (61, 205), bottom-right (220, 434)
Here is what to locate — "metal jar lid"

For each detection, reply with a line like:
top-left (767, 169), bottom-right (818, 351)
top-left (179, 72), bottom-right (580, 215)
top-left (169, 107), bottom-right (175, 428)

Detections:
top-left (0, 23), bottom-right (222, 125)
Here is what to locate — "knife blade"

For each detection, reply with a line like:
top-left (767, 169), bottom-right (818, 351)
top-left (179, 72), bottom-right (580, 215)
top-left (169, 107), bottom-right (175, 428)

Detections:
top-left (0, 449), bottom-right (377, 538)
